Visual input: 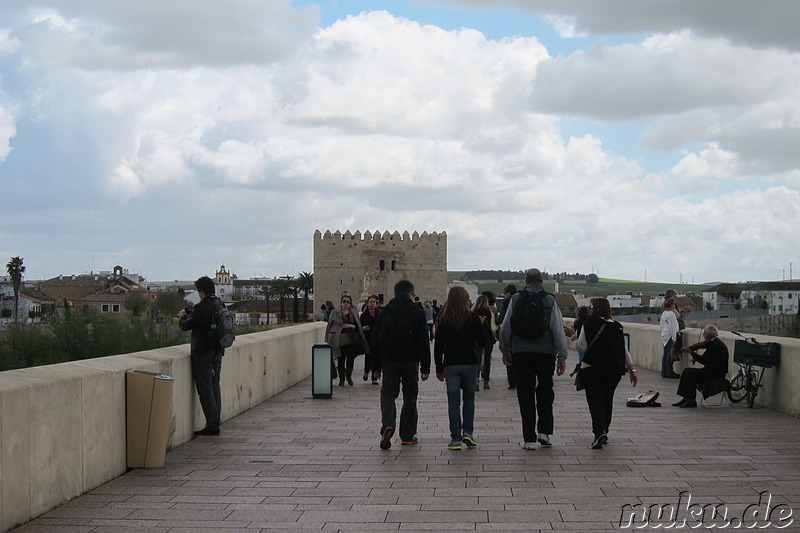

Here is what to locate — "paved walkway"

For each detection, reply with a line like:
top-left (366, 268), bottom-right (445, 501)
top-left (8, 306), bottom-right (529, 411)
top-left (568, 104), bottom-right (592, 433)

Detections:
top-left (14, 352), bottom-right (800, 532)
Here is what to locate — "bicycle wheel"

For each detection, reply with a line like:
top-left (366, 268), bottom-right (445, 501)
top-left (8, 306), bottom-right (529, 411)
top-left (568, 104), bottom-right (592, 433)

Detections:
top-left (727, 373), bottom-right (746, 403)
top-left (746, 371), bottom-right (758, 408)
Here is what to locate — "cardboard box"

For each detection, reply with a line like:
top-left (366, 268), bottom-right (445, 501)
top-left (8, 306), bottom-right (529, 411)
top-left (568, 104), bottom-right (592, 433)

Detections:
top-left (126, 370), bottom-right (174, 468)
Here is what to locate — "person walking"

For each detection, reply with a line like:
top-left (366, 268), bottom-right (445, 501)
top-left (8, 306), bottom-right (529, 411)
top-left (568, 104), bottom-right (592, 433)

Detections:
top-left (370, 280), bottom-right (431, 449)
top-left (326, 294), bottom-right (369, 386)
top-left (472, 294), bottom-right (497, 390)
top-left (499, 268), bottom-right (569, 450)
top-left (360, 295), bottom-right (381, 384)
top-left (179, 276), bottom-right (225, 436)
top-left (498, 284), bottom-right (518, 389)
top-left (574, 298), bottom-right (638, 449)
top-left (434, 286), bottom-right (486, 450)
top-left (423, 300), bottom-right (435, 341)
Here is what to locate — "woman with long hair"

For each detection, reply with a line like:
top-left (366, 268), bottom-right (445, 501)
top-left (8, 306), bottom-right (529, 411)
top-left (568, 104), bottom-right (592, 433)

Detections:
top-left (434, 286), bottom-right (486, 450)
top-left (326, 295), bottom-right (370, 386)
top-left (574, 298), bottom-right (638, 449)
top-left (472, 294), bottom-right (497, 390)
top-left (360, 295), bottom-right (381, 385)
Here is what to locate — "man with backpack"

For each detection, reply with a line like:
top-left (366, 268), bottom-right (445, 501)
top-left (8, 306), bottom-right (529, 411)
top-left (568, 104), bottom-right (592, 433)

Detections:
top-left (370, 280), bottom-right (431, 450)
top-left (179, 276), bottom-right (227, 436)
top-left (499, 269), bottom-right (569, 450)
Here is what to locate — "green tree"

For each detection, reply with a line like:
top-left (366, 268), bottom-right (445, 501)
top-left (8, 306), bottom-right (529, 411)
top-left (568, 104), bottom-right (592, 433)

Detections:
top-left (587, 273), bottom-right (599, 284)
top-left (271, 278), bottom-right (295, 324)
top-left (259, 283), bottom-right (277, 325)
top-left (296, 271), bottom-right (314, 322)
top-left (6, 256), bottom-right (25, 323)
top-left (124, 291), bottom-right (150, 317)
top-left (153, 291), bottom-right (186, 321)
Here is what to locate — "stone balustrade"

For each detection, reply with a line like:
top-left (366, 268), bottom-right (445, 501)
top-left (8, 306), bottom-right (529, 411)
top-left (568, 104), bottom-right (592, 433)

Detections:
top-left (0, 322), bottom-right (327, 532)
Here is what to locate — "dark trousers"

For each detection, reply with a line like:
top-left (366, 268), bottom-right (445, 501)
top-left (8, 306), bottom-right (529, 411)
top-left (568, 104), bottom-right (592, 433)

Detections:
top-left (677, 367), bottom-right (722, 401)
top-left (506, 363), bottom-right (516, 387)
top-left (580, 366), bottom-right (622, 438)
top-left (336, 355), bottom-right (356, 378)
top-left (192, 352), bottom-right (222, 431)
top-left (337, 344), bottom-right (360, 379)
top-left (512, 352), bottom-right (556, 442)
top-left (479, 342), bottom-right (493, 382)
top-left (661, 340), bottom-right (676, 377)
top-left (380, 361), bottom-right (419, 442)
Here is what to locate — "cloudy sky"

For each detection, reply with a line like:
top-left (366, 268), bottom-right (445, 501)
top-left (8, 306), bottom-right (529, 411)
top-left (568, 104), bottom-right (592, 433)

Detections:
top-left (1, 1), bottom-right (798, 284)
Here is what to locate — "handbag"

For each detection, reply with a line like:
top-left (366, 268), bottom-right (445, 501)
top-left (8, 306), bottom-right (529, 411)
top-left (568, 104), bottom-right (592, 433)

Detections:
top-left (669, 331), bottom-right (683, 362)
top-left (571, 322), bottom-right (607, 391)
top-left (338, 330), bottom-right (353, 346)
top-left (571, 363), bottom-right (584, 391)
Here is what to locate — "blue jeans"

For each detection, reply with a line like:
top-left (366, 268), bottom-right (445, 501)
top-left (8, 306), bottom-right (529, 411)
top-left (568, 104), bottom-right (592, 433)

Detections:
top-left (443, 364), bottom-right (479, 442)
top-left (380, 361), bottom-right (420, 442)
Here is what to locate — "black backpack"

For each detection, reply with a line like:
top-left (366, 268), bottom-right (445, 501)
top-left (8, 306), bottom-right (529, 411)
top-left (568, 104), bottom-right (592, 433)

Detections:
top-left (208, 299), bottom-right (235, 349)
top-left (377, 304), bottom-right (415, 356)
top-left (510, 289), bottom-right (551, 339)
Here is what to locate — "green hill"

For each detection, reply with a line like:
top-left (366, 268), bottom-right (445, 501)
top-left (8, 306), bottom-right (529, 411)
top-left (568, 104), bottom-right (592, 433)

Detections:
top-left (474, 278), bottom-right (714, 298)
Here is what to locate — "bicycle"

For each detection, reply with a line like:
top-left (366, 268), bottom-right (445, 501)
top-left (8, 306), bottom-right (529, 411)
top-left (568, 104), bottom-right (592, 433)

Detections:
top-left (726, 332), bottom-right (781, 408)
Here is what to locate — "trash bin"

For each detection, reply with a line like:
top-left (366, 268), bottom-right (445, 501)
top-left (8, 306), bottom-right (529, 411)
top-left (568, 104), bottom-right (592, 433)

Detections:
top-left (312, 344), bottom-right (333, 399)
top-left (126, 370), bottom-right (174, 468)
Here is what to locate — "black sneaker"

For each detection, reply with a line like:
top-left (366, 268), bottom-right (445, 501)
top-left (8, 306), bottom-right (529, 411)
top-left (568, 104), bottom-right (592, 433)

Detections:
top-left (194, 428), bottom-right (220, 436)
top-left (679, 400), bottom-right (698, 408)
top-left (380, 427), bottom-right (394, 450)
top-left (590, 433), bottom-right (608, 449)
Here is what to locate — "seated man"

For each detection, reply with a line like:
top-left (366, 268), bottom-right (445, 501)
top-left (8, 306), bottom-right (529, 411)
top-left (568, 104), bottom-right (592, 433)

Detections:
top-left (672, 325), bottom-right (729, 408)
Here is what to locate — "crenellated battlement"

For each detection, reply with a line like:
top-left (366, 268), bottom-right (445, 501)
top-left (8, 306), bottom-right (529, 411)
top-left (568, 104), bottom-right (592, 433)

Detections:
top-left (313, 229), bottom-right (448, 315)
top-left (314, 229), bottom-right (447, 242)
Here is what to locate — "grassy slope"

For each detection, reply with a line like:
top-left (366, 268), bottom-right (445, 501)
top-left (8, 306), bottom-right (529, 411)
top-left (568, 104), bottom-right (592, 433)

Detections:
top-left (475, 278), bottom-right (714, 298)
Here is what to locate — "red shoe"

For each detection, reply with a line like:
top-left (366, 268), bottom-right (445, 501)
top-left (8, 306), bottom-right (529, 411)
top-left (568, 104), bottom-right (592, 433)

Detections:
top-left (401, 437), bottom-right (418, 446)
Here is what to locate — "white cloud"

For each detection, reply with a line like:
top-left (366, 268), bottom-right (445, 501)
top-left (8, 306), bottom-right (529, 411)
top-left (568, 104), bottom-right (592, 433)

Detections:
top-left (3, 0), bottom-right (318, 69)
top-left (435, 0), bottom-right (800, 51)
top-left (0, 104), bottom-right (15, 161)
top-left (0, 5), bottom-right (797, 284)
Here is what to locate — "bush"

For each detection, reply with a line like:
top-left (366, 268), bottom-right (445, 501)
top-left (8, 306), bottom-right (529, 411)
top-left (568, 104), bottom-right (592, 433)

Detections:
top-left (0, 310), bottom-right (190, 369)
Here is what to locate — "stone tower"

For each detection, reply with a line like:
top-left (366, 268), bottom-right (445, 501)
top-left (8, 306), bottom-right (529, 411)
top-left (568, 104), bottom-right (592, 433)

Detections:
top-left (313, 230), bottom-right (447, 316)
top-left (215, 264), bottom-right (233, 303)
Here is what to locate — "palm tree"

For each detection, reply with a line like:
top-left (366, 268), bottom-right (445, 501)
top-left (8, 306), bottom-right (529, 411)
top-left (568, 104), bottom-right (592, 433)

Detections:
top-left (271, 278), bottom-right (295, 324)
top-left (258, 283), bottom-right (275, 325)
top-left (296, 272), bottom-right (314, 322)
top-left (6, 256), bottom-right (25, 323)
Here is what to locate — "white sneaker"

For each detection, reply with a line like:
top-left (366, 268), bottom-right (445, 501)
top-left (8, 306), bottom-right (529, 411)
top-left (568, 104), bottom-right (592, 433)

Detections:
top-left (537, 434), bottom-right (552, 447)
top-left (519, 441), bottom-right (537, 450)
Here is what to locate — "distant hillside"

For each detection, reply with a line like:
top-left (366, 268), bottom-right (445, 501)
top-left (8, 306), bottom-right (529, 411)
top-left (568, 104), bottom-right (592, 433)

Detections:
top-left (469, 277), bottom-right (715, 298)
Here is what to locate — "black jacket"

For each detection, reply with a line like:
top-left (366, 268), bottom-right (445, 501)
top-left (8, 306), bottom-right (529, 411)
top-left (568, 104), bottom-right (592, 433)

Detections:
top-left (179, 295), bottom-right (224, 359)
top-left (581, 316), bottom-right (626, 375)
top-left (433, 312), bottom-right (485, 373)
top-left (370, 296), bottom-right (431, 374)
top-left (690, 337), bottom-right (729, 378)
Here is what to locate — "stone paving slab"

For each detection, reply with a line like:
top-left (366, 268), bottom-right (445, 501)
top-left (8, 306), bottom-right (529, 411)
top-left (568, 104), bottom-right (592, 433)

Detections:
top-left (12, 351), bottom-right (800, 532)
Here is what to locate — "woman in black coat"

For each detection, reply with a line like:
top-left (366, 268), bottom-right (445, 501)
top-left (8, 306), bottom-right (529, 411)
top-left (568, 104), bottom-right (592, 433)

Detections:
top-left (574, 298), bottom-right (638, 449)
